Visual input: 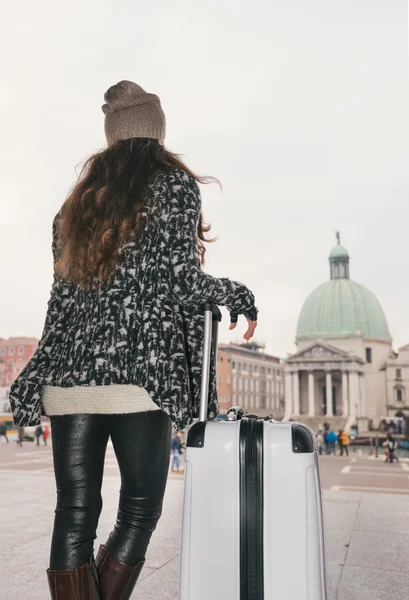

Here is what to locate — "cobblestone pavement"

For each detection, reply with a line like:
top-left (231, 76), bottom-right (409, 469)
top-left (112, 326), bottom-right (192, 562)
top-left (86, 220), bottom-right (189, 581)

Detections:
top-left (1, 439), bottom-right (409, 599)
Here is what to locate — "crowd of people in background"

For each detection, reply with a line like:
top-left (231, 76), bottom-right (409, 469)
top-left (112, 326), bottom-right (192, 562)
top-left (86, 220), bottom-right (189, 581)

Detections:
top-left (380, 418), bottom-right (404, 435)
top-left (315, 423), bottom-right (350, 456)
top-left (316, 422), bottom-right (400, 462)
top-left (0, 418), bottom-right (403, 467)
top-left (0, 423), bottom-right (51, 446)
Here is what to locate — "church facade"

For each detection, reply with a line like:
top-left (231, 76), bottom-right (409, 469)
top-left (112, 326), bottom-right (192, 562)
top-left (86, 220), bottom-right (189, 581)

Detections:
top-left (284, 236), bottom-right (407, 430)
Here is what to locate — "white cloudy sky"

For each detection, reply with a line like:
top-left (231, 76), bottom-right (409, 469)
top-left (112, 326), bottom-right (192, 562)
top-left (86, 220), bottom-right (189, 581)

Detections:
top-left (0, 0), bottom-right (408, 357)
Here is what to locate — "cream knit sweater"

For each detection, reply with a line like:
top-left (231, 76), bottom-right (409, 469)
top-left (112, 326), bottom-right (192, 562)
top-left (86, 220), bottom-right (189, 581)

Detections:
top-left (42, 384), bottom-right (159, 416)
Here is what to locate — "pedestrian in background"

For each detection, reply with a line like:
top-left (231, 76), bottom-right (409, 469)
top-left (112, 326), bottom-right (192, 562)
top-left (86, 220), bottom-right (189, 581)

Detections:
top-left (43, 425), bottom-right (50, 446)
top-left (171, 432), bottom-right (182, 472)
top-left (0, 421), bottom-right (9, 443)
top-left (325, 429), bottom-right (337, 455)
top-left (383, 432), bottom-right (398, 463)
top-left (177, 431), bottom-right (185, 454)
top-left (323, 423), bottom-right (330, 453)
top-left (35, 425), bottom-right (43, 446)
top-left (338, 429), bottom-right (349, 456)
top-left (316, 431), bottom-right (325, 456)
top-left (17, 426), bottom-right (24, 446)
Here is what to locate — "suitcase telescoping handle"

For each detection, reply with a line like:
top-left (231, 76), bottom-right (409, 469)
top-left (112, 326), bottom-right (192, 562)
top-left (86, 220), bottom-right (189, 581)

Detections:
top-left (199, 303), bottom-right (222, 422)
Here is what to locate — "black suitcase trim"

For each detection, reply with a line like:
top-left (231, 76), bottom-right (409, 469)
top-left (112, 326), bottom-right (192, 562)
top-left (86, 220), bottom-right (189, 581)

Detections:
top-left (292, 423), bottom-right (315, 453)
top-left (187, 422), bottom-right (207, 448)
top-left (240, 418), bottom-right (264, 600)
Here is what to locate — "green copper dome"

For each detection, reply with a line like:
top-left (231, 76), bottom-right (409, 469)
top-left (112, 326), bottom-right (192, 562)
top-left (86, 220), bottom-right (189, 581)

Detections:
top-left (329, 244), bottom-right (349, 259)
top-left (297, 234), bottom-right (391, 342)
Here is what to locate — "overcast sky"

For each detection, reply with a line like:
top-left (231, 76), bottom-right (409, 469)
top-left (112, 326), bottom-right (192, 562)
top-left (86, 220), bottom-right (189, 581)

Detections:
top-left (1, 0), bottom-right (408, 357)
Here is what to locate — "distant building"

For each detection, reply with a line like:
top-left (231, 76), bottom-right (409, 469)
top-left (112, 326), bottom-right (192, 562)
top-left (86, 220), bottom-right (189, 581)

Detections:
top-left (217, 341), bottom-right (285, 418)
top-left (285, 234), bottom-right (403, 431)
top-left (384, 344), bottom-right (409, 418)
top-left (0, 337), bottom-right (38, 412)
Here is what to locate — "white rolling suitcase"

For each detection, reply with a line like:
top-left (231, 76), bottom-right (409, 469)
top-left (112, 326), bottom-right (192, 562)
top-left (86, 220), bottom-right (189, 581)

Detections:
top-left (179, 303), bottom-right (327, 600)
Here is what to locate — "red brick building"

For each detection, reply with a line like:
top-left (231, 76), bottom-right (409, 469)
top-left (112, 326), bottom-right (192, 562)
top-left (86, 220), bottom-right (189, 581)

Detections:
top-left (217, 341), bottom-right (285, 419)
top-left (0, 337), bottom-right (38, 386)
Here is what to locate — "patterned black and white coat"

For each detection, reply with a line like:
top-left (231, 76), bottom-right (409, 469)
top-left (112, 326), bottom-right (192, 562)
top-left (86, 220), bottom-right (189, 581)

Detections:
top-left (9, 170), bottom-right (258, 430)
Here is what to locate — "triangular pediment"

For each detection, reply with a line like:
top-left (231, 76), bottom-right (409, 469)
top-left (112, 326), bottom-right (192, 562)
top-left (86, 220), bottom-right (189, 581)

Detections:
top-left (287, 342), bottom-right (362, 363)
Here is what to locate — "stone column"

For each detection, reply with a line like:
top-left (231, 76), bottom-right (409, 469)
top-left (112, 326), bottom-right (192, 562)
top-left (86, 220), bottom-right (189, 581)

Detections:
top-left (349, 371), bottom-right (359, 421)
top-left (272, 372), bottom-right (280, 410)
top-left (285, 370), bottom-right (293, 417)
top-left (292, 370), bottom-right (300, 416)
top-left (308, 371), bottom-right (315, 416)
top-left (326, 371), bottom-right (334, 417)
top-left (342, 371), bottom-right (349, 417)
top-left (359, 374), bottom-right (366, 417)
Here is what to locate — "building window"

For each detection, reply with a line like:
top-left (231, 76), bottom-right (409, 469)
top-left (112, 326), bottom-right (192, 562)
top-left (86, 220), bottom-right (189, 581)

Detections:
top-left (18, 346), bottom-right (24, 355)
top-left (396, 368), bottom-right (402, 379)
top-left (9, 347), bottom-right (15, 356)
top-left (0, 348), bottom-right (4, 356)
top-left (365, 348), bottom-right (372, 363)
top-left (243, 363), bottom-right (247, 371)
top-left (260, 367), bottom-right (265, 376)
top-left (232, 361), bottom-right (236, 369)
top-left (254, 366), bottom-right (258, 374)
top-left (220, 356), bottom-right (224, 362)
top-left (267, 368), bottom-right (271, 375)
top-left (396, 387), bottom-right (404, 403)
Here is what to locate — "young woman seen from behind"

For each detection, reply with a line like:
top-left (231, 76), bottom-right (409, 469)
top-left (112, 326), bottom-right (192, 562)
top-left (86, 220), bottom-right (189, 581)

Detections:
top-left (9, 80), bottom-right (258, 599)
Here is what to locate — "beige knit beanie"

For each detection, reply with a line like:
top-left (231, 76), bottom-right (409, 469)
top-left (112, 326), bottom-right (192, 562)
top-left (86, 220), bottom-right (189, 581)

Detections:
top-left (102, 80), bottom-right (166, 146)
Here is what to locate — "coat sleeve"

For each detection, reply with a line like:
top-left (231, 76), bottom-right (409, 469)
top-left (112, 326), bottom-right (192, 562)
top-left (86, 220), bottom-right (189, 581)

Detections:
top-left (39, 212), bottom-right (64, 341)
top-left (158, 171), bottom-right (258, 321)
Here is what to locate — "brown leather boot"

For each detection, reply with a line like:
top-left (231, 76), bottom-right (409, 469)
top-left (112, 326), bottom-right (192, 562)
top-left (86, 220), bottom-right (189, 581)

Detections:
top-left (47, 556), bottom-right (101, 599)
top-left (95, 545), bottom-right (145, 600)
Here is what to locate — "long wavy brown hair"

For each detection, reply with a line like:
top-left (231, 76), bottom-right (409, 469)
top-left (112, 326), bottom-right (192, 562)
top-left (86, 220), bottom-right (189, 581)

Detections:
top-left (55, 138), bottom-right (217, 290)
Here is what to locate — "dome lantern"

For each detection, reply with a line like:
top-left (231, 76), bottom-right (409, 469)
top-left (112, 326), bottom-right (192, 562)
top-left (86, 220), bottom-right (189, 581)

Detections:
top-left (296, 233), bottom-right (392, 343)
top-left (329, 231), bottom-right (350, 280)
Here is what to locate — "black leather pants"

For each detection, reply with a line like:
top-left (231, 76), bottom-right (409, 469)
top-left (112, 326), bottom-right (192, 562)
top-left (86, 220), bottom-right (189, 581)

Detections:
top-left (49, 410), bottom-right (172, 570)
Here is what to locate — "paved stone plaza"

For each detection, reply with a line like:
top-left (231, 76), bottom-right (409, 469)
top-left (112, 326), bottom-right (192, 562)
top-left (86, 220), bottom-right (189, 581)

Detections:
top-left (1, 441), bottom-right (409, 599)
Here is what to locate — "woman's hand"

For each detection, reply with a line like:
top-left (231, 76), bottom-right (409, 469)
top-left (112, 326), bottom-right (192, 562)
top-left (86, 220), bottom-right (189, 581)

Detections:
top-left (229, 317), bottom-right (258, 341)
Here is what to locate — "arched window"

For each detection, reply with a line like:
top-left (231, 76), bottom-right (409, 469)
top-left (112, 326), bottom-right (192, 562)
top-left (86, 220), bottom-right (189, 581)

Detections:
top-left (395, 386), bottom-right (405, 403)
